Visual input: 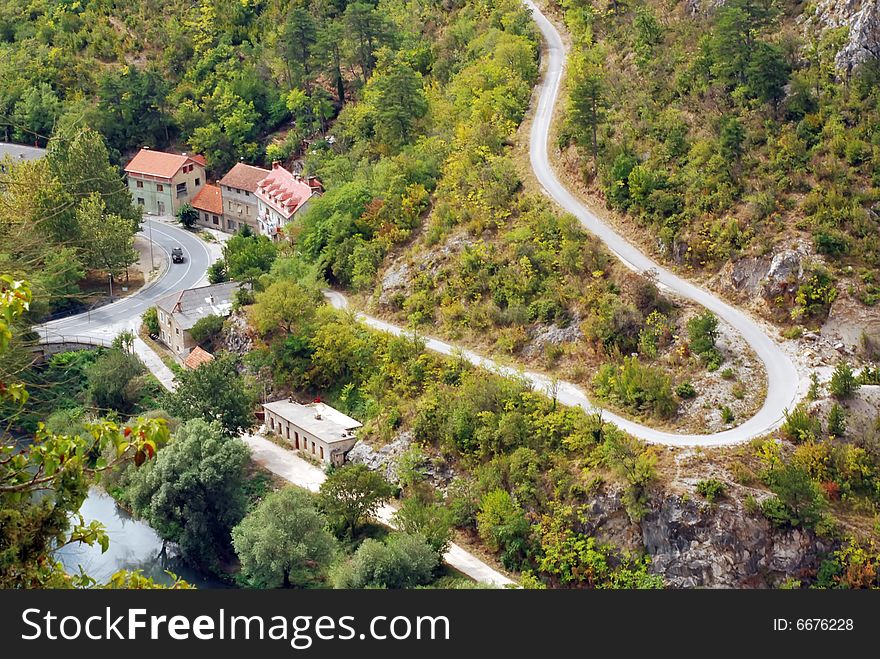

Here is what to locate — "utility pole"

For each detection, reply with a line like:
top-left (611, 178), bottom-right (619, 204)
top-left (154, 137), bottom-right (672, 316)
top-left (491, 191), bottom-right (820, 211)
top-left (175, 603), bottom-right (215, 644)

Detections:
top-left (108, 273), bottom-right (113, 301)
top-left (148, 218), bottom-right (155, 272)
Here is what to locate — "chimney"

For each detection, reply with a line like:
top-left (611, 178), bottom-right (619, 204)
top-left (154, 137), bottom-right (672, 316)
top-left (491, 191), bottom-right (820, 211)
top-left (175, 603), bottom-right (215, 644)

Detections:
top-left (272, 161), bottom-right (281, 169)
top-left (314, 412), bottom-right (322, 420)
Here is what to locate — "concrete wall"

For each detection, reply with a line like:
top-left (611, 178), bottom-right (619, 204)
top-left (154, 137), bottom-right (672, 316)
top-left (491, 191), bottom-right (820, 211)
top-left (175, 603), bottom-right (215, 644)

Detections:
top-left (195, 209), bottom-right (225, 232)
top-left (129, 163), bottom-right (206, 216)
top-left (221, 184), bottom-right (259, 233)
top-left (156, 308), bottom-right (195, 357)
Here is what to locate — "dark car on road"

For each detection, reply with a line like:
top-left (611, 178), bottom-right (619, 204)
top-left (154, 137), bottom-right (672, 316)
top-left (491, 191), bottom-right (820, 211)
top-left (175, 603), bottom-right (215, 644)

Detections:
top-left (171, 247), bottom-right (184, 264)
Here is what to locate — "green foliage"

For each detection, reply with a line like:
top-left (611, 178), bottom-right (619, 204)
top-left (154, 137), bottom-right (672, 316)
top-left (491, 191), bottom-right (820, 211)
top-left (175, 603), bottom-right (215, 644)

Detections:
top-left (696, 479), bottom-right (725, 504)
top-left (163, 353), bottom-right (256, 436)
top-left (675, 381), bottom-right (696, 399)
top-left (143, 307), bottom-right (160, 336)
top-left (189, 314), bottom-right (224, 349)
top-left (816, 537), bottom-right (880, 589)
top-left (85, 348), bottom-right (147, 414)
top-left (476, 489), bottom-right (531, 570)
top-left (250, 280), bottom-right (321, 337)
top-left (232, 487), bottom-right (338, 588)
top-left (829, 361), bottom-right (857, 400)
top-left (176, 203), bottom-right (198, 229)
top-left (222, 228), bottom-right (278, 284)
top-left (781, 403), bottom-right (822, 443)
top-left (330, 532), bottom-right (438, 589)
top-left (319, 464), bottom-right (394, 538)
top-left (827, 403), bottom-right (846, 438)
top-left (392, 495), bottom-right (454, 555)
top-left (534, 505), bottom-right (664, 588)
top-left (687, 311), bottom-right (722, 369)
top-left (128, 418), bottom-right (250, 570)
top-left (593, 356), bottom-right (678, 419)
top-left (762, 464), bottom-right (827, 530)
top-left (601, 429), bottom-right (657, 522)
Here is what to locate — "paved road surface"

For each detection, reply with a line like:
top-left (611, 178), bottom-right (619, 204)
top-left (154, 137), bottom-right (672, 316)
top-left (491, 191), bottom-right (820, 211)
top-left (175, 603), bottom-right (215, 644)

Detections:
top-left (37, 218), bottom-right (215, 344)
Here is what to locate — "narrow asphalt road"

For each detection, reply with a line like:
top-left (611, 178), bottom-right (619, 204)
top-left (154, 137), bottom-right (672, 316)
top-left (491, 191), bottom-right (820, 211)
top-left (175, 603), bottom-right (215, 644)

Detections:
top-left (37, 218), bottom-right (215, 344)
top-left (319, 4), bottom-right (803, 448)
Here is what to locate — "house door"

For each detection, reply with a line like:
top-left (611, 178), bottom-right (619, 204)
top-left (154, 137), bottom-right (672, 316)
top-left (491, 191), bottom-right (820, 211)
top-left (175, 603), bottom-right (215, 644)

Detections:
top-left (157, 200), bottom-right (166, 215)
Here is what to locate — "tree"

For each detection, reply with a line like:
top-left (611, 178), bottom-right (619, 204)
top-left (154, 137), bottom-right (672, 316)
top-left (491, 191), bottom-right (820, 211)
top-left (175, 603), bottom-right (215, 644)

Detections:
top-left (222, 230), bottom-right (278, 283)
top-left (280, 7), bottom-right (318, 91)
top-left (829, 361), bottom-right (857, 400)
top-left (128, 418), bottom-right (250, 568)
top-left (177, 203), bottom-right (198, 229)
top-left (86, 347), bottom-right (146, 414)
top-left (763, 464), bottom-right (827, 529)
top-left (189, 314), bottom-right (225, 349)
top-left (319, 464), bottom-right (394, 537)
top-left (75, 193), bottom-right (139, 279)
top-left (343, 3), bottom-right (388, 83)
top-left (143, 307), bottom-right (160, 336)
top-left (568, 55), bottom-right (605, 171)
top-left (163, 353), bottom-right (256, 436)
top-left (250, 279), bottom-right (321, 337)
top-left (476, 489), bottom-right (531, 570)
top-left (827, 403), bottom-right (846, 438)
top-left (1, 277), bottom-right (169, 588)
top-left (392, 495), bottom-right (454, 555)
top-left (317, 22), bottom-right (346, 104)
top-left (746, 41), bottom-right (789, 110)
top-left (370, 62), bottom-right (428, 151)
top-left (232, 487), bottom-right (338, 588)
top-left (330, 533), bottom-right (438, 589)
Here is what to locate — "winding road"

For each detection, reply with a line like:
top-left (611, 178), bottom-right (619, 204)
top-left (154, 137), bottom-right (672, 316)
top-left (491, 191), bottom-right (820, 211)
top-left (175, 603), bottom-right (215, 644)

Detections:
top-left (37, 218), bottom-right (214, 344)
top-left (39, 2), bottom-right (801, 449)
top-left (328, 2), bottom-right (803, 447)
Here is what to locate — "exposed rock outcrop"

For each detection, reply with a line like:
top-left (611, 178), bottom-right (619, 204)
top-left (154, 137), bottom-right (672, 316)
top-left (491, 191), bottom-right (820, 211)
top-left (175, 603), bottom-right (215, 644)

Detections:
top-left (224, 310), bottom-right (253, 356)
top-left (581, 484), bottom-right (831, 588)
top-left (347, 432), bottom-right (456, 487)
top-left (812, 0), bottom-right (880, 73)
top-left (761, 249), bottom-right (805, 300)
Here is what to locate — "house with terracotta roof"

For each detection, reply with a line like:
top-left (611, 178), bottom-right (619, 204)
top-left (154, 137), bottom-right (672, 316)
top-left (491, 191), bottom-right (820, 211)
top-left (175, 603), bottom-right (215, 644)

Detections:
top-left (254, 162), bottom-right (323, 240)
top-left (124, 147), bottom-right (206, 216)
top-left (218, 162), bottom-right (269, 233)
top-left (191, 183), bottom-right (226, 231)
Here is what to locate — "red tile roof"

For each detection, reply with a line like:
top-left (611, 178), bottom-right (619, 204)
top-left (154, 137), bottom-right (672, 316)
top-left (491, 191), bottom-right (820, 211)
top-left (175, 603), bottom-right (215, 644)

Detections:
top-left (124, 148), bottom-right (205, 180)
top-left (218, 162), bottom-right (271, 192)
top-left (183, 346), bottom-right (215, 370)
top-left (191, 183), bottom-right (223, 215)
top-left (255, 163), bottom-right (315, 220)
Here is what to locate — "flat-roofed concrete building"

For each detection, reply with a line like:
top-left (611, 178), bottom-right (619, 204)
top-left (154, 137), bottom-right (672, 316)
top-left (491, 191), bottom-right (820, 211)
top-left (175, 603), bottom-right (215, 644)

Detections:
top-left (0, 142), bottom-right (46, 175)
top-left (262, 399), bottom-right (361, 466)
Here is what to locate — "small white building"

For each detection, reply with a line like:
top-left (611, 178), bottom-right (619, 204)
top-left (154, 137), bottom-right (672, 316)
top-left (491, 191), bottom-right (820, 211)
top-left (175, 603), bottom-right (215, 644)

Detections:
top-left (254, 162), bottom-right (322, 240)
top-left (263, 399), bottom-right (361, 466)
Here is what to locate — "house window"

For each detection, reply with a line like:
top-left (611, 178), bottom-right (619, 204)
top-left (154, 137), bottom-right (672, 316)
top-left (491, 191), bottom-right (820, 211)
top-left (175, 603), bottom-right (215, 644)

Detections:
top-left (212, 215), bottom-right (219, 225)
top-left (175, 328), bottom-right (179, 335)
top-left (270, 417), bottom-right (274, 430)
top-left (320, 446), bottom-right (324, 460)
top-left (246, 206), bottom-right (250, 215)
top-left (176, 182), bottom-right (187, 196)
top-left (156, 184), bottom-right (164, 192)
top-left (137, 197), bottom-right (145, 206)
top-left (245, 191), bottom-right (250, 196)
top-left (228, 220), bottom-right (236, 231)
top-left (195, 178), bottom-right (201, 187)
top-left (136, 180), bottom-right (143, 188)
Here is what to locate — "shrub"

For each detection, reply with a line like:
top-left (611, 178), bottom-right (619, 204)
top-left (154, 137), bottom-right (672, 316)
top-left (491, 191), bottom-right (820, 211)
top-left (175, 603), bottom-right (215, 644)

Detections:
top-left (720, 367), bottom-right (735, 380)
top-left (720, 405), bottom-right (735, 424)
top-left (827, 403), bottom-right (846, 438)
top-left (763, 464), bottom-right (827, 529)
top-left (593, 356), bottom-right (678, 419)
top-left (189, 314), bottom-right (225, 349)
top-left (781, 404), bottom-right (822, 443)
top-left (476, 489), bottom-right (531, 570)
top-left (675, 381), bottom-right (696, 399)
top-left (176, 203), bottom-right (198, 228)
top-left (687, 311), bottom-right (722, 369)
top-left (142, 307), bottom-right (160, 336)
top-left (330, 533), bottom-right (438, 589)
top-left (829, 361), bottom-right (858, 400)
top-left (696, 478), bottom-right (725, 503)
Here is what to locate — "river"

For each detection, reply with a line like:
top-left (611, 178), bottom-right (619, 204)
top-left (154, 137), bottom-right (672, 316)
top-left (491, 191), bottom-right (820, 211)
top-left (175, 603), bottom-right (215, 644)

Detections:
top-left (57, 488), bottom-right (228, 589)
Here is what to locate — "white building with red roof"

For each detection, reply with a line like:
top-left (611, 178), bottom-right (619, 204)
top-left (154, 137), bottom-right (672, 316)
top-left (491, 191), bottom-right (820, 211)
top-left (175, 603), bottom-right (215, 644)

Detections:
top-left (124, 147), bottom-right (206, 216)
top-left (254, 162), bottom-right (323, 240)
